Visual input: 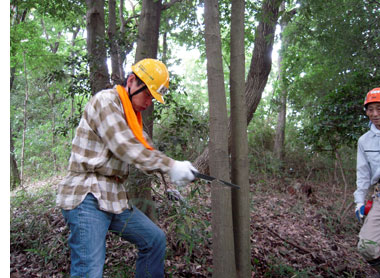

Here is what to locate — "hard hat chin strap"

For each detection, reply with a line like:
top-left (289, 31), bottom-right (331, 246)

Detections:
top-left (128, 85), bottom-right (147, 101)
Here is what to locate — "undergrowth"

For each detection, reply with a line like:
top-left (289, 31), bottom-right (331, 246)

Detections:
top-left (10, 161), bottom-right (373, 277)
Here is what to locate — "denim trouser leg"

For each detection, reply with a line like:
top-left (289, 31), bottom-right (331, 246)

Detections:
top-left (62, 193), bottom-right (166, 278)
top-left (110, 206), bottom-right (166, 278)
top-left (62, 194), bottom-right (111, 278)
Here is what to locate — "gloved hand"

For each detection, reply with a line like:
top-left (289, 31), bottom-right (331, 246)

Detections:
top-left (355, 202), bottom-right (365, 223)
top-left (169, 160), bottom-right (197, 186)
top-left (167, 188), bottom-right (185, 202)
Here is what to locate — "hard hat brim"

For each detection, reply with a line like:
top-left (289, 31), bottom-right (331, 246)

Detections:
top-left (149, 89), bottom-right (165, 104)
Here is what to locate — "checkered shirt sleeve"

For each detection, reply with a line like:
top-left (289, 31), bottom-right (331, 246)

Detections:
top-left (57, 88), bottom-right (174, 213)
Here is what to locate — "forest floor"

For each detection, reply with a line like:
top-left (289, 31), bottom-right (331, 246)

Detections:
top-left (10, 174), bottom-right (378, 277)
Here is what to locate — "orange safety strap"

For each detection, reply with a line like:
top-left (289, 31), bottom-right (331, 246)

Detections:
top-left (116, 85), bottom-right (154, 151)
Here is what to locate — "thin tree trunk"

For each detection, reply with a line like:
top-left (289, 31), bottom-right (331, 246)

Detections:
top-left (128, 0), bottom-right (162, 221)
top-left (10, 67), bottom-right (21, 189)
top-left (86, 0), bottom-right (110, 95)
top-left (204, 0), bottom-right (236, 277)
top-left (108, 0), bottom-right (123, 85)
top-left (195, 0), bottom-right (283, 173)
top-left (274, 87), bottom-right (287, 160)
top-left (20, 52), bottom-right (29, 188)
top-left (230, 0), bottom-right (251, 276)
top-left (70, 27), bottom-right (80, 141)
top-left (336, 149), bottom-right (349, 216)
top-left (162, 29), bottom-right (168, 63)
top-left (51, 92), bottom-right (57, 171)
top-left (10, 127), bottom-right (21, 189)
top-left (46, 87), bottom-right (58, 172)
top-left (42, 23), bottom-right (61, 172)
top-left (118, 0), bottom-right (128, 78)
top-left (274, 2), bottom-right (288, 162)
top-left (12, 7), bottom-right (28, 189)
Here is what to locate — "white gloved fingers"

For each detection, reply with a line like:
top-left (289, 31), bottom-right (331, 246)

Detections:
top-left (169, 160), bottom-right (197, 186)
top-left (355, 202), bottom-right (364, 211)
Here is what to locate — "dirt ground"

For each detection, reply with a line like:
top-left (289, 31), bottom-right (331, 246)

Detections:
top-left (10, 175), bottom-right (378, 277)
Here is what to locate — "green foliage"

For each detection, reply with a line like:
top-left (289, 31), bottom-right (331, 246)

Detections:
top-left (300, 80), bottom-right (370, 151)
top-left (165, 196), bottom-right (211, 264)
top-left (10, 1), bottom-right (90, 182)
top-left (263, 256), bottom-right (311, 278)
top-left (281, 0), bottom-right (380, 151)
top-left (247, 93), bottom-right (357, 186)
top-left (161, 0), bottom-right (204, 51)
top-left (153, 73), bottom-right (209, 161)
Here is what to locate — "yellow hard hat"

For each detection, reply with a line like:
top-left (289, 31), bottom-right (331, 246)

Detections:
top-left (131, 59), bottom-right (169, 104)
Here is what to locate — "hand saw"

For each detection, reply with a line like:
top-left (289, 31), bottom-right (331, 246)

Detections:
top-left (191, 170), bottom-right (240, 189)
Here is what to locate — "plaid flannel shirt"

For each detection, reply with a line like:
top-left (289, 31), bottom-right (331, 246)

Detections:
top-left (56, 88), bottom-right (174, 214)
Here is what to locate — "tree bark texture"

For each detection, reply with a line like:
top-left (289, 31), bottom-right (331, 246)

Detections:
top-left (20, 52), bottom-right (29, 188)
top-left (86, 0), bottom-right (110, 95)
top-left (70, 26), bottom-right (80, 141)
top-left (10, 7), bottom-right (26, 189)
top-left (108, 0), bottom-right (124, 85)
top-left (128, 0), bottom-right (162, 220)
top-left (230, 0), bottom-right (251, 277)
top-left (195, 0), bottom-right (283, 173)
top-left (10, 127), bottom-right (21, 189)
top-left (135, 0), bottom-right (161, 62)
top-left (204, 0), bottom-right (237, 277)
top-left (274, 2), bottom-right (288, 162)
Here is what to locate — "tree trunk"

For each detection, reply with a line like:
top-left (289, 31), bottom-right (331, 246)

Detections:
top-left (135, 0), bottom-right (161, 61)
top-left (128, 0), bottom-right (162, 220)
top-left (46, 85), bottom-right (59, 172)
top-left (274, 2), bottom-right (288, 162)
top-left (204, 0), bottom-right (236, 277)
top-left (11, 6), bottom-right (28, 189)
top-left (20, 52), bottom-right (29, 188)
top-left (230, 0), bottom-right (251, 277)
top-left (42, 23), bottom-right (60, 172)
top-left (50, 90), bottom-right (58, 171)
top-left (70, 26), bottom-right (80, 141)
top-left (195, 0), bottom-right (283, 173)
top-left (86, 0), bottom-right (110, 95)
top-left (273, 85), bottom-right (287, 161)
top-left (118, 0), bottom-right (132, 75)
top-left (336, 149), bottom-right (349, 216)
top-left (162, 29), bottom-right (168, 63)
top-left (108, 0), bottom-right (124, 85)
top-left (10, 127), bottom-right (20, 189)
top-left (10, 67), bottom-right (20, 189)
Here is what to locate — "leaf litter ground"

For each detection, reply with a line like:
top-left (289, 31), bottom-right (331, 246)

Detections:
top-left (10, 175), bottom-right (377, 277)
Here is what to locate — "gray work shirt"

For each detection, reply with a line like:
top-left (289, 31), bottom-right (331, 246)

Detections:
top-left (354, 124), bottom-right (380, 204)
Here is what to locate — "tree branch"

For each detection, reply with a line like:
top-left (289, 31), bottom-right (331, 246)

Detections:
top-left (267, 226), bottom-right (312, 254)
top-left (162, 0), bottom-right (183, 10)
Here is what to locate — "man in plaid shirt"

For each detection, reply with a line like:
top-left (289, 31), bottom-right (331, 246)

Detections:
top-left (57, 59), bottom-right (197, 278)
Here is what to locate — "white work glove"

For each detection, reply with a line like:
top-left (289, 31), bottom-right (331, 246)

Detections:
top-left (355, 202), bottom-right (365, 223)
top-left (169, 160), bottom-right (197, 186)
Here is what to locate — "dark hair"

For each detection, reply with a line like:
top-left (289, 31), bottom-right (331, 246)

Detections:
top-left (122, 72), bottom-right (144, 87)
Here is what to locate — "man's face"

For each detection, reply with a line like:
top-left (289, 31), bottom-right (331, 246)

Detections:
top-left (128, 75), bottom-right (154, 112)
top-left (366, 102), bottom-right (380, 129)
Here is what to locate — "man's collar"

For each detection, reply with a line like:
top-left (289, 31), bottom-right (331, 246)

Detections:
top-left (370, 123), bottom-right (380, 136)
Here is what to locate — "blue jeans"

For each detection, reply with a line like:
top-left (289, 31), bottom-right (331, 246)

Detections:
top-left (62, 193), bottom-right (166, 278)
